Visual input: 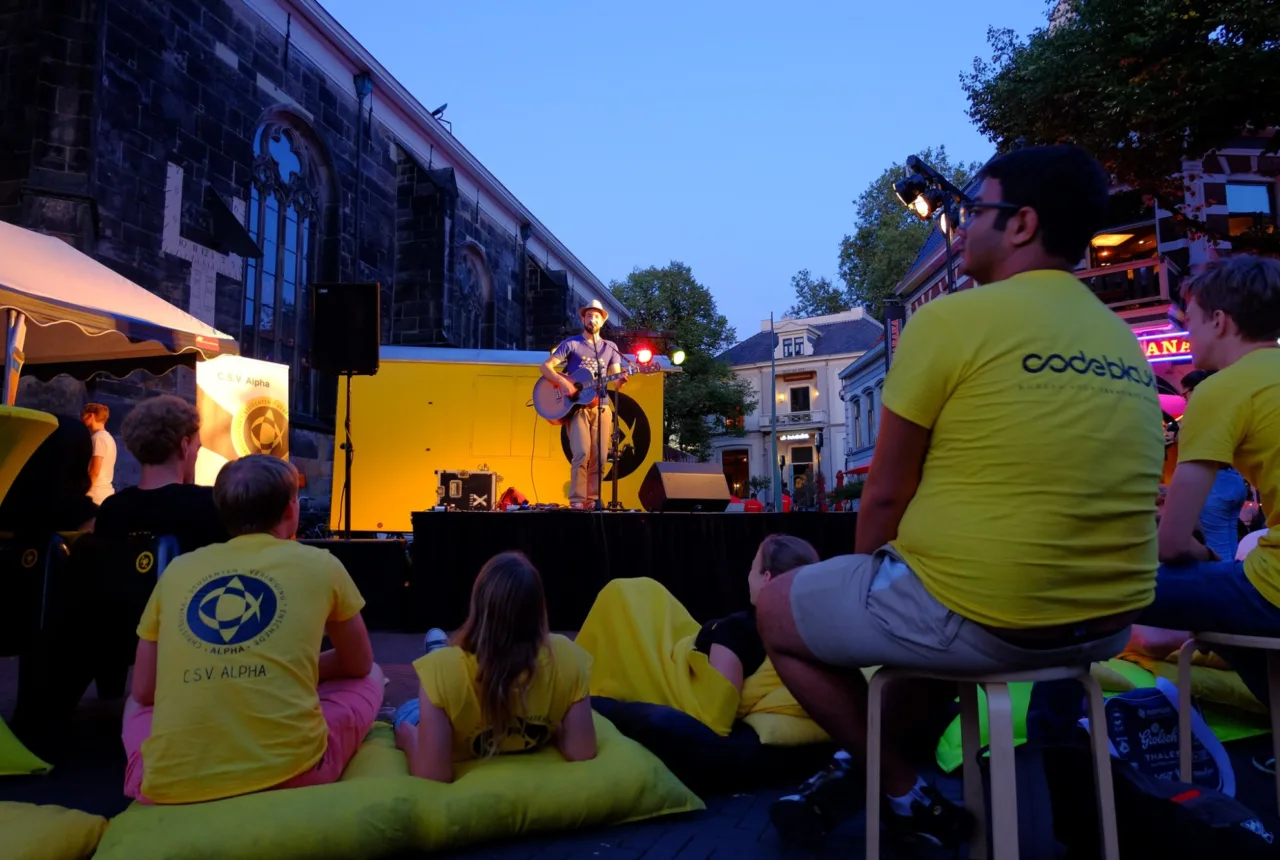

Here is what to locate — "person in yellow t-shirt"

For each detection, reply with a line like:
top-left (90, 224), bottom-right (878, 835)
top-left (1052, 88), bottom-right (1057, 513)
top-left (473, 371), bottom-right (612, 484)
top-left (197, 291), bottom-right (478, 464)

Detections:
top-left (122, 454), bottom-right (384, 805)
top-left (1137, 255), bottom-right (1280, 712)
top-left (395, 552), bottom-right (596, 782)
top-left (756, 145), bottom-right (1163, 850)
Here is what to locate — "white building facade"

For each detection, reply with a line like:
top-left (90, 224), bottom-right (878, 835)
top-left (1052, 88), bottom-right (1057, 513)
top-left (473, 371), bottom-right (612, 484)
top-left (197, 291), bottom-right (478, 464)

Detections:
top-left (837, 341), bottom-right (887, 479)
top-left (711, 308), bottom-right (883, 504)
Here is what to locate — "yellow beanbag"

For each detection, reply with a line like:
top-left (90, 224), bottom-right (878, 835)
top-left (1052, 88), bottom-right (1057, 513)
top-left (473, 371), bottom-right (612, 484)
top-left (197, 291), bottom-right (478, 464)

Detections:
top-left (0, 802), bottom-right (108, 860)
top-left (95, 714), bottom-right (703, 860)
top-left (0, 715), bottom-right (51, 776)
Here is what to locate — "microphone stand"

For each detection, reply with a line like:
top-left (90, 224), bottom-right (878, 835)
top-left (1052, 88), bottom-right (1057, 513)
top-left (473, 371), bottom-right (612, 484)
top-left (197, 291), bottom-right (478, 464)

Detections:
top-left (608, 386), bottom-right (624, 511)
top-left (592, 331), bottom-right (605, 512)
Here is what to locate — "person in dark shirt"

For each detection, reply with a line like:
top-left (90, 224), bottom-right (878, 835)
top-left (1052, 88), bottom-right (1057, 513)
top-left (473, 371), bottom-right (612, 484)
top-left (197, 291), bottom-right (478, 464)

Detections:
top-left (95, 395), bottom-right (228, 553)
top-left (692, 534), bottom-right (820, 691)
top-left (0, 414), bottom-right (98, 533)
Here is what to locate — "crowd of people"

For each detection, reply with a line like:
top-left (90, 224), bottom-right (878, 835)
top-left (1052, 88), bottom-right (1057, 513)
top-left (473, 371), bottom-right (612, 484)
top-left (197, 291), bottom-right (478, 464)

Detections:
top-left (2, 143), bottom-right (1275, 855)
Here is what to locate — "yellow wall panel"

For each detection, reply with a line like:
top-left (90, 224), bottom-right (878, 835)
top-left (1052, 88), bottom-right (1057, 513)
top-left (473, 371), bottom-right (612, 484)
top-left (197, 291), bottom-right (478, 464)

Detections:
top-left (331, 354), bottom-right (666, 532)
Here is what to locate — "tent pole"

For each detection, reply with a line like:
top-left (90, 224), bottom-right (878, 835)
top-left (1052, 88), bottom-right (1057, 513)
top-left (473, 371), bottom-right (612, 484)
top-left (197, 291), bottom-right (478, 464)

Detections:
top-left (4, 311), bottom-right (27, 406)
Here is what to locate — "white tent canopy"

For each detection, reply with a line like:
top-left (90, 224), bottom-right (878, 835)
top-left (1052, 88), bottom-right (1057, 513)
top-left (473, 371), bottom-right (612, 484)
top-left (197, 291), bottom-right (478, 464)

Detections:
top-left (0, 220), bottom-right (238, 400)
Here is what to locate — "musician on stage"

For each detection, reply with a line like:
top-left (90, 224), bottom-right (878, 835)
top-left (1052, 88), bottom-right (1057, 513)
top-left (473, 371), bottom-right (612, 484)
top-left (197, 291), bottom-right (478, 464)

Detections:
top-left (540, 299), bottom-right (625, 509)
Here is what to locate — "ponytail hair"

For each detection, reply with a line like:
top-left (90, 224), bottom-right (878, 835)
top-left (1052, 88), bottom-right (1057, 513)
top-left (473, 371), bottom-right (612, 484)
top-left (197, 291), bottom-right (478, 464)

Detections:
top-left (453, 551), bottom-right (549, 756)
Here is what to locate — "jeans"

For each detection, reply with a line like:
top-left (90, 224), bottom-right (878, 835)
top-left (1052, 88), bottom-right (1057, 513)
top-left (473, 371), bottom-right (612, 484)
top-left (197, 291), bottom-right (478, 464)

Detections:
top-left (1199, 467), bottom-right (1248, 562)
top-left (1138, 558), bottom-right (1280, 704)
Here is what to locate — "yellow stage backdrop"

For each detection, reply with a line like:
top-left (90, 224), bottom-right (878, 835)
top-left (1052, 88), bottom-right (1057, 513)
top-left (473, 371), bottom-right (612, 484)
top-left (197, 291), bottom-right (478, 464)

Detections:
top-left (330, 347), bottom-right (668, 532)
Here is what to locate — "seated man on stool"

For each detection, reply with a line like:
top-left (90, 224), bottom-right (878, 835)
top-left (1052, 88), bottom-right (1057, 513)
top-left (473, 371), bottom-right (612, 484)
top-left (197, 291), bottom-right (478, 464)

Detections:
top-left (756, 145), bottom-right (1164, 850)
top-left (1137, 256), bottom-right (1280, 760)
top-left (122, 454), bottom-right (384, 804)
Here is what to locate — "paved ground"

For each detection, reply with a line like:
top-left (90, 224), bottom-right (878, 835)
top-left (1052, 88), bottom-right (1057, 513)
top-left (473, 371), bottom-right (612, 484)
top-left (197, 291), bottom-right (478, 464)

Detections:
top-left (2, 633), bottom-right (1277, 859)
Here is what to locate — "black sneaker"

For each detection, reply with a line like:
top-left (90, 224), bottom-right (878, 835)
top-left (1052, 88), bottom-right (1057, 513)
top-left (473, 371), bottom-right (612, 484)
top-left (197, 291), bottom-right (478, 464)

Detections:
top-left (769, 754), bottom-right (864, 849)
top-left (885, 782), bottom-right (974, 850)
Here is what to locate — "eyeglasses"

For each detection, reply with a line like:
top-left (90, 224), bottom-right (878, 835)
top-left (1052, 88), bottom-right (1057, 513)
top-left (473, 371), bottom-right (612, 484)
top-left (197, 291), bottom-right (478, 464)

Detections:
top-left (958, 202), bottom-right (1023, 226)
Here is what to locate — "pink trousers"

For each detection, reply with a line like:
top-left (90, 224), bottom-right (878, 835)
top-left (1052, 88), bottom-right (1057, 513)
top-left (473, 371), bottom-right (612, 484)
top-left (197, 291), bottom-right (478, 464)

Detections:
top-left (122, 674), bottom-right (383, 803)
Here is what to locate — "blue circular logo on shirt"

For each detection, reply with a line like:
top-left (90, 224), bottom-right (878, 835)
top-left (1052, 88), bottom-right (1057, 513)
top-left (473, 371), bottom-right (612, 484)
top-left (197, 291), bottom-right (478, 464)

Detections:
top-left (185, 574), bottom-right (279, 646)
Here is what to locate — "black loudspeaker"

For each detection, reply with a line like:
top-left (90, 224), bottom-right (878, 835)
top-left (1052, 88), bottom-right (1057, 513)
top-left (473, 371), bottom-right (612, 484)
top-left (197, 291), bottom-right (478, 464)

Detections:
top-left (638, 462), bottom-right (732, 513)
top-left (312, 282), bottom-right (381, 375)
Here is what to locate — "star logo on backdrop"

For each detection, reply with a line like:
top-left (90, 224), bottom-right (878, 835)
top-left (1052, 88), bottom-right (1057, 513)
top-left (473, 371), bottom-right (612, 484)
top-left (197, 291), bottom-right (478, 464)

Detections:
top-left (233, 397), bottom-right (289, 458)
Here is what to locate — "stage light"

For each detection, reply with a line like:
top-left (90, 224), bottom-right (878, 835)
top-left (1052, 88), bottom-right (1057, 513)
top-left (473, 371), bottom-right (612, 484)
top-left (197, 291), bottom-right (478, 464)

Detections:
top-left (636, 347), bottom-right (654, 364)
top-left (910, 188), bottom-right (947, 221)
top-left (670, 348), bottom-right (686, 366)
top-left (894, 174), bottom-right (929, 210)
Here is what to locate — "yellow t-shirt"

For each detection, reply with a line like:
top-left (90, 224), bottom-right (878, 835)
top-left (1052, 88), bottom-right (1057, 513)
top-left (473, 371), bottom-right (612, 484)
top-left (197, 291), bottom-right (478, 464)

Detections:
top-left (414, 633), bottom-right (592, 761)
top-left (883, 270), bottom-right (1163, 628)
top-left (1177, 348), bottom-right (1280, 603)
top-left (136, 533), bottom-right (365, 804)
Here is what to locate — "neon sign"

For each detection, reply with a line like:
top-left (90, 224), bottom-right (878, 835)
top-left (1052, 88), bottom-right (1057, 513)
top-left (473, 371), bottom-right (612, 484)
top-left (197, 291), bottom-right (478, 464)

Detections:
top-left (1137, 331), bottom-right (1192, 364)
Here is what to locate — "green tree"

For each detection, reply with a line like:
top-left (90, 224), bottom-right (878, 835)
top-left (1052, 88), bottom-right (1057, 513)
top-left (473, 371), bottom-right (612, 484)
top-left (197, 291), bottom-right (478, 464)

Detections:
top-left (962, 0), bottom-right (1280, 251)
top-left (786, 269), bottom-right (847, 318)
top-left (838, 146), bottom-right (981, 314)
top-left (610, 262), bottom-right (756, 459)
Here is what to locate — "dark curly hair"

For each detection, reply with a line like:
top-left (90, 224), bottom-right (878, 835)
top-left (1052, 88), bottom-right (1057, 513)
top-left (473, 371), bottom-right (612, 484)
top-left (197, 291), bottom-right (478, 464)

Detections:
top-left (120, 395), bottom-right (200, 465)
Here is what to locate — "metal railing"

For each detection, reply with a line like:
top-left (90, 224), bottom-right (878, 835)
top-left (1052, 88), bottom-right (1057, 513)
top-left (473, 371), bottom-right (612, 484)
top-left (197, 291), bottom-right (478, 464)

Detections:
top-left (1075, 258), bottom-right (1176, 311)
top-left (760, 409), bottom-right (828, 428)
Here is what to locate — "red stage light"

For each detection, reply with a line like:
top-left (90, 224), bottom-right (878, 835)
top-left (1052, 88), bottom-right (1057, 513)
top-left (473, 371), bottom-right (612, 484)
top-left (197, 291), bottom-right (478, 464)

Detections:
top-left (636, 347), bottom-right (654, 364)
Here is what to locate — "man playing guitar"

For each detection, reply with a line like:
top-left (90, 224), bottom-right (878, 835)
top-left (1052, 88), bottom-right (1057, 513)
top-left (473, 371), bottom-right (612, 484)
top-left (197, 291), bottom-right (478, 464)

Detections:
top-left (540, 299), bottom-right (625, 509)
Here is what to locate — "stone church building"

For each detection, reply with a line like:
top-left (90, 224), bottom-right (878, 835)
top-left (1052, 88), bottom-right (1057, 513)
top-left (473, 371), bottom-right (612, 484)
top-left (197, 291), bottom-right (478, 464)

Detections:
top-left (0, 0), bottom-right (624, 513)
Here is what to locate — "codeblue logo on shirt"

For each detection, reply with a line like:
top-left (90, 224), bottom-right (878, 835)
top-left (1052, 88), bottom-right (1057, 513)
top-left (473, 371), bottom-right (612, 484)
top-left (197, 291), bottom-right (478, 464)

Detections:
top-left (185, 574), bottom-right (279, 646)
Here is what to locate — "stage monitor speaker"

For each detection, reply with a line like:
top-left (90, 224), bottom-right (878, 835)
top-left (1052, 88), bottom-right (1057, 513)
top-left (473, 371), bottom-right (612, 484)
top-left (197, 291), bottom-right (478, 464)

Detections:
top-left (638, 462), bottom-right (732, 513)
top-left (312, 282), bottom-right (381, 375)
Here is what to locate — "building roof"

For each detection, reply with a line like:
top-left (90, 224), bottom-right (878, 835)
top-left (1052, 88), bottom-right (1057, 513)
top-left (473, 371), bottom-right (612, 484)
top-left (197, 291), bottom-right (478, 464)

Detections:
top-left (838, 341), bottom-right (886, 380)
top-left (261, 0), bottom-right (628, 320)
top-left (717, 316), bottom-right (884, 366)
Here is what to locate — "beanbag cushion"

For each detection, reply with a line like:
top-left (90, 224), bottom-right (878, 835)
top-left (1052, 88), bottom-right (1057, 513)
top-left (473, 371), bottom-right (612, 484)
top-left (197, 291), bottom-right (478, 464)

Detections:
top-left (0, 802), bottom-right (108, 860)
top-left (94, 714), bottom-right (702, 860)
top-left (0, 715), bottom-right (51, 776)
top-left (592, 696), bottom-right (836, 795)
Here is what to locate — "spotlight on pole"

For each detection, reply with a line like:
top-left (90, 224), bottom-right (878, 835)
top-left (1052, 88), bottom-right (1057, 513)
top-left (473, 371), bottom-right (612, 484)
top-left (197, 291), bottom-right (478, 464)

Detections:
top-left (894, 174), bottom-right (929, 211)
top-left (669, 348), bottom-right (686, 366)
top-left (635, 346), bottom-right (654, 365)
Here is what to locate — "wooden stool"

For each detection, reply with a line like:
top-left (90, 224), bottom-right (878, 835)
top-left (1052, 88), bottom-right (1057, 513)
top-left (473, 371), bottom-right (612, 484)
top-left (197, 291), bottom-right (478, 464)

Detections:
top-left (1178, 633), bottom-right (1280, 814)
top-left (866, 665), bottom-right (1119, 860)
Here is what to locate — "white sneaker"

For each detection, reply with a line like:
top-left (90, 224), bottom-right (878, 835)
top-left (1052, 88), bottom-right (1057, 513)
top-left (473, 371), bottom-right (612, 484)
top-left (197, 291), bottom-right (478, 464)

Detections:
top-left (423, 628), bottom-right (449, 655)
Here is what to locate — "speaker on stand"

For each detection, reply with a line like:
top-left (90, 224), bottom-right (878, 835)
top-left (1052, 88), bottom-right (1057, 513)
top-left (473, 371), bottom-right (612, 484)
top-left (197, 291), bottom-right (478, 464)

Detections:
top-left (312, 282), bottom-right (381, 540)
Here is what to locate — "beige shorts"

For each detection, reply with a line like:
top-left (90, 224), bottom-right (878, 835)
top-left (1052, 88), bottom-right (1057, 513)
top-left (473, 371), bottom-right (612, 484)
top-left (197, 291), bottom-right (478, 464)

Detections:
top-left (789, 548), bottom-right (1131, 674)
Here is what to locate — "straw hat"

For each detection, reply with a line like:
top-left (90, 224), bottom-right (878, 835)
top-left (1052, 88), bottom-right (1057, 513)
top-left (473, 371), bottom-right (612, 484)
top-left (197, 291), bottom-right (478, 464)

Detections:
top-left (578, 298), bottom-right (609, 323)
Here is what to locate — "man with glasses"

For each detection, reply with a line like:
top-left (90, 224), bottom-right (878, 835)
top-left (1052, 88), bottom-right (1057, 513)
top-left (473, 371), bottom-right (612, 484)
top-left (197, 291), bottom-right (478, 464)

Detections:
top-left (758, 145), bottom-right (1163, 850)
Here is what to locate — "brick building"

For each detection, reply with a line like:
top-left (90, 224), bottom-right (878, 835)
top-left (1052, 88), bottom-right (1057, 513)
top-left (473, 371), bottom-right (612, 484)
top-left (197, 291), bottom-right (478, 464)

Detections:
top-left (0, 0), bottom-right (624, 510)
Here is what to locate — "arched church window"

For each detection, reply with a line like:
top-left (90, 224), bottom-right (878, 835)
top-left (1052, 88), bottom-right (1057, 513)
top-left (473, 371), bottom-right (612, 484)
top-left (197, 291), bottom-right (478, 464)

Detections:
top-left (243, 120), bottom-right (323, 417)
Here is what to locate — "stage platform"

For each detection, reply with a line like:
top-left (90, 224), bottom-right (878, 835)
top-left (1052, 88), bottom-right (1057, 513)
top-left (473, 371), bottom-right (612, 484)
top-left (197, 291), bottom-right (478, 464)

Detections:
top-left (408, 511), bottom-right (858, 631)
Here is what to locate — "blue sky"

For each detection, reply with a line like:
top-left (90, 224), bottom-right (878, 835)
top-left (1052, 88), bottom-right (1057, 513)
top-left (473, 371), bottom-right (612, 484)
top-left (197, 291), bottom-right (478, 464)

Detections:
top-left (321, 0), bottom-right (1049, 344)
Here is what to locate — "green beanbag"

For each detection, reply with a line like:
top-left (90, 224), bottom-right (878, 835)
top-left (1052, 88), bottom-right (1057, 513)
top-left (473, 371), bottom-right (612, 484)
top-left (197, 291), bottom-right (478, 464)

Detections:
top-left (0, 715), bottom-right (51, 776)
top-left (0, 802), bottom-right (108, 860)
top-left (95, 713), bottom-right (703, 860)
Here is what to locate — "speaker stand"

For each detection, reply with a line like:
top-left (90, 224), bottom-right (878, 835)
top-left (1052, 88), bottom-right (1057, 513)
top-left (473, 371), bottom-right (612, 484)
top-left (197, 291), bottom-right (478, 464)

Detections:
top-left (341, 371), bottom-right (354, 541)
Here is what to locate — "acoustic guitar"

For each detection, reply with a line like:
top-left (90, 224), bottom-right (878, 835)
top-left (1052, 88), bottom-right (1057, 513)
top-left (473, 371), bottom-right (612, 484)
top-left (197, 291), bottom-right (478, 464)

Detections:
top-left (532, 364), bottom-right (657, 425)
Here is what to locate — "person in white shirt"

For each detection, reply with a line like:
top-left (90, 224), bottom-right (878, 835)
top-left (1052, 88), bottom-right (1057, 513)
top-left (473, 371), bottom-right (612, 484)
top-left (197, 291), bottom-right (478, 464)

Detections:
top-left (82, 402), bottom-right (117, 505)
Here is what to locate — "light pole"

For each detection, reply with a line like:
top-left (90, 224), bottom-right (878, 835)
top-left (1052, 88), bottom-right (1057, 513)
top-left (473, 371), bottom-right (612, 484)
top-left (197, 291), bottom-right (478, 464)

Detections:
top-left (770, 312), bottom-right (781, 511)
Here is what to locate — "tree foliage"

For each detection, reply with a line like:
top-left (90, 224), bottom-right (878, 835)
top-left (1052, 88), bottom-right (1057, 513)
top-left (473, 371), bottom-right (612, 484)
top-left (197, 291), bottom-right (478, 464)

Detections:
top-left (962, 0), bottom-right (1280, 251)
top-left (785, 269), bottom-right (847, 318)
top-left (838, 147), bottom-right (981, 314)
top-left (610, 262), bottom-right (756, 459)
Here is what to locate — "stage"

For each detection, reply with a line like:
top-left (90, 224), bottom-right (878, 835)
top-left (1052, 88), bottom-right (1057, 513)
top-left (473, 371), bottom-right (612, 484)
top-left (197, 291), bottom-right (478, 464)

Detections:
top-left (405, 511), bottom-right (858, 631)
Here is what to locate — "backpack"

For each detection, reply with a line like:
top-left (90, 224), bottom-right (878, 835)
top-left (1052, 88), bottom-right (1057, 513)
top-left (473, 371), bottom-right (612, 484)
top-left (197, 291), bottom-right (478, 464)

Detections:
top-left (1079, 676), bottom-right (1234, 795)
